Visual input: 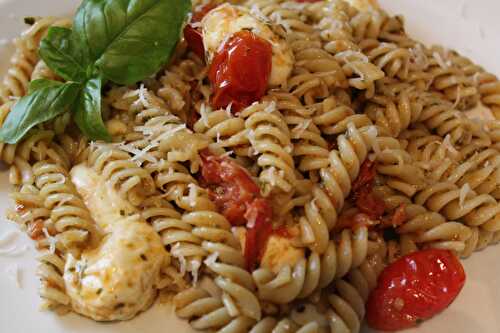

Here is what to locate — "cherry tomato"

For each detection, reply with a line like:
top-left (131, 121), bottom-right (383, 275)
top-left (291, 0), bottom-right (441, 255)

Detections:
top-left (184, 25), bottom-right (205, 58)
top-left (352, 159), bottom-right (377, 192)
top-left (350, 159), bottom-right (386, 220)
top-left (183, 3), bottom-right (217, 58)
top-left (244, 198), bottom-right (273, 271)
top-left (367, 249), bottom-right (466, 331)
top-left (200, 150), bottom-right (274, 270)
top-left (208, 30), bottom-right (272, 113)
top-left (200, 150), bottom-right (260, 225)
top-left (355, 187), bottom-right (386, 220)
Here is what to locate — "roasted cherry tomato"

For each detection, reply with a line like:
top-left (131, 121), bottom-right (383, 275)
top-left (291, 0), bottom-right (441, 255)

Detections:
top-left (183, 2), bottom-right (216, 58)
top-left (200, 150), bottom-right (260, 225)
top-left (184, 25), bottom-right (205, 58)
top-left (208, 30), bottom-right (272, 113)
top-left (351, 159), bottom-right (386, 220)
top-left (200, 150), bottom-right (273, 270)
top-left (352, 159), bottom-right (377, 192)
top-left (355, 186), bottom-right (386, 220)
top-left (367, 249), bottom-right (466, 331)
top-left (244, 198), bottom-right (273, 271)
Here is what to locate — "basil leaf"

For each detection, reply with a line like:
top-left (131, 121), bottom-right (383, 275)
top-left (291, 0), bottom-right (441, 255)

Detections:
top-left (74, 0), bottom-right (191, 85)
top-left (39, 27), bottom-right (90, 82)
top-left (74, 75), bottom-right (111, 141)
top-left (28, 79), bottom-right (64, 93)
top-left (0, 82), bottom-right (81, 144)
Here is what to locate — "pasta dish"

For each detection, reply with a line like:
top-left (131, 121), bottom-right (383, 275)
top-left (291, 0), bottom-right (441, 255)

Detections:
top-left (0, 0), bottom-right (499, 331)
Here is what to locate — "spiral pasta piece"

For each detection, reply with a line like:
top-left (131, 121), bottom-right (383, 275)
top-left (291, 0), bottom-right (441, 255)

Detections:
top-left (305, 0), bottom-right (385, 97)
top-left (183, 210), bottom-right (262, 321)
top-left (252, 225), bottom-right (372, 304)
top-left (140, 195), bottom-right (206, 284)
top-left (425, 46), bottom-right (479, 110)
top-left (242, 101), bottom-right (296, 195)
top-left (32, 160), bottom-right (101, 254)
top-left (87, 143), bottom-right (155, 206)
top-left (373, 185), bottom-right (473, 256)
top-left (477, 72), bottom-right (500, 120)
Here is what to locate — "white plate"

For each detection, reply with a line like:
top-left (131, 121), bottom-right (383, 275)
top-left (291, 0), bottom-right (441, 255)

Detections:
top-left (0, 0), bottom-right (499, 332)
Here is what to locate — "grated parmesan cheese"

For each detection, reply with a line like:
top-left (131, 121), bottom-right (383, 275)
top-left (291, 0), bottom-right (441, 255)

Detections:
top-left (225, 103), bottom-right (233, 117)
top-left (459, 183), bottom-right (471, 209)
top-left (187, 184), bottom-right (198, 208)
top-left (337, 50), bottom-right (369, 63)
top-left (433, 51), bottom-right (448, 69)
top-left (270, 12), bottom-right (290, 32)
top-left (221, 150), bottom-right (234, 158)
top-left (200, 103), bottom-right (210, 127)
top-left (264, 101), bottom-right (277, 113)
top-left (204, 251), bottom-right (219, 267)
top-left (293, 119), bottom-right (312, 138)
top-left (310, 197), bottom-right (318, 212)
top-left (171, 244), bottom-right (187, 276)
top-left (190, 259), bottom-right (201, 285)
top-left (42, 228), bottom-right (57, 254)
top-left (442, 134), bottom-right (459, 156)
top-left (250, 4), bottom-right (269, 22)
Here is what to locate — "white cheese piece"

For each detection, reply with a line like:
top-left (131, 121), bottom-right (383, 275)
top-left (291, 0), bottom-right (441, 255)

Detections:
top-left (66, 164), bottom-right (168, 321)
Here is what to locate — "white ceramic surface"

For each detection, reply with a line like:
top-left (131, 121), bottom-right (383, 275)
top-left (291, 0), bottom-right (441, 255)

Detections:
top-left (0, 0), bottom-right (499, 332)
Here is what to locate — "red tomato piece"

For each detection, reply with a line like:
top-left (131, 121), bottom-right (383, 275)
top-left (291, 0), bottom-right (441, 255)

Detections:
top-left (367, 249), bottom-right (466, 331)
top-left (352, 159), bottom-right (377, 193)
top-left (244, 198), bottom-right (273, 271)
top-left (200, 150), bottom-right (259, 225)
top-left (208, 30), bottom-right (272, 113)
top-left (183, 3), bottom-right (216, 59)
top-left (381, 203), bottom-right (407, 229)
top-left (355, 186), bottom-right (385, 220)
top-left (200, 150), bottom-right (274, 270)
top-left (184, 25), bottom-right (205, 58)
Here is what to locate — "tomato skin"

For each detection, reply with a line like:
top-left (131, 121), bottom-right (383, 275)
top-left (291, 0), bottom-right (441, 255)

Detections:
top-left (367, 249), bottom-right (466, 331)
top-left (244, 198), bottom-right (273, 271)
top-left (208, 30), bottom-right (272, 113)
top-left (200, 150), bottom-right (274, 270)
top-left (200, 150), bottom-right (260, 225)
top-left (352, 159), bottom-right (377, 192)
top-left (355, 186), bottom-right (386, 220)
top-left (184, 25), bottom-right (205, 58)
top-left (183, 3), bottom-right (216, 59)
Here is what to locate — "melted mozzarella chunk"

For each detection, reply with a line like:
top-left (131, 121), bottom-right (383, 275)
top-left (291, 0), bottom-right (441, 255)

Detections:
top-left (64, 165), bottom-right (167, 321)
top-left (235, 226), bottom-right (304, 274)
top-left (201, 3), bottom-right (294, 87)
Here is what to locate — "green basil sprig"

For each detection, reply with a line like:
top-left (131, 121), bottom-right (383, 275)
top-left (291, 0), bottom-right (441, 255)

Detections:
top-left (0, 0), bottom-right (191, 144)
